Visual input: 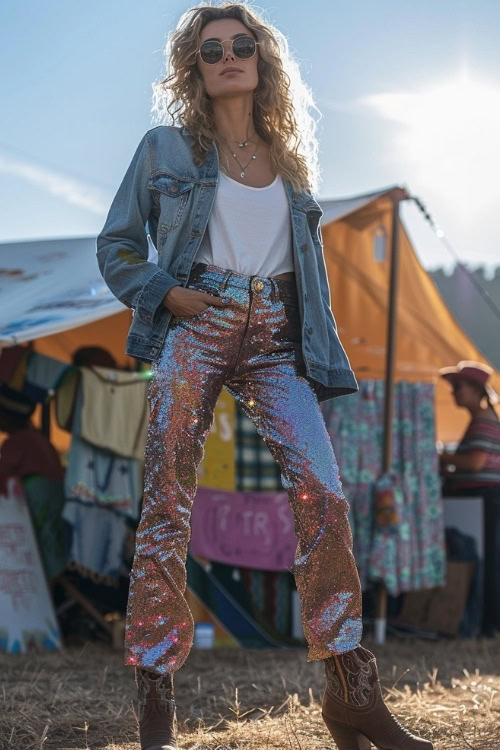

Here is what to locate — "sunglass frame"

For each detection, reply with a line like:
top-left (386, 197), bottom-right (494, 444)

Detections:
top-left (197, 35), bottom-right (260, 65)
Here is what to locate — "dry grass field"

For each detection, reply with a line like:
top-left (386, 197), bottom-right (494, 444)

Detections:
top-left (1, 635), bottom-right (500, 750)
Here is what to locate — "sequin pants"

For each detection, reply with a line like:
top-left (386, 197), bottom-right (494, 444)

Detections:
top-left (125, 263), bottom-right (363, 674)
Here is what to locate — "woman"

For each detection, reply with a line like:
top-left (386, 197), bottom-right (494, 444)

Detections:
top-left (439, 360), bottom-right (500, 636)
top-left (439, 361), bottom-right (500, 490)
top-left (97, 4), bottom-right (433, 749)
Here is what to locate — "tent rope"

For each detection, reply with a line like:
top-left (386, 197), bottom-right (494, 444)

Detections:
top-left (410, 194), bottom-right (500, 325)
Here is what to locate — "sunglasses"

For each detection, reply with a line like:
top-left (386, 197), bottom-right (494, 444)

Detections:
top-left (197, 35), bottom-right (259, 65)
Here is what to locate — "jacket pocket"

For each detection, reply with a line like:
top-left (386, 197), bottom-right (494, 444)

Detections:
top-left (293, 196), bottom-right (323, 247)
top-left (304, 202), bottom-right (323, 247)
top-left (171, 280), bottom-right (221, 322)
top-left (149, 173), bottom-right (194, 235)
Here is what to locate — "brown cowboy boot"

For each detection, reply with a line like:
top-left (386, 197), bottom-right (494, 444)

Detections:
top-left (322, 645), bottom-right (433, 749)
top-left (135, 668), bottom-right (177, 750)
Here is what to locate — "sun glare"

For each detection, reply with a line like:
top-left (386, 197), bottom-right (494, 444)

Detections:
top-left (363, 68), bottom-right (500, 220)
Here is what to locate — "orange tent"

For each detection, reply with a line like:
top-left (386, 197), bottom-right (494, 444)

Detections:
top-left (320, 187), bottom-right (500, 444)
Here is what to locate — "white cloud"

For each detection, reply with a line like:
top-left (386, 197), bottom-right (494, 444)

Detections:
top-left (358, 69), bottom-right (500, 221)
top-left (0, 152), bottom-right (109, 215)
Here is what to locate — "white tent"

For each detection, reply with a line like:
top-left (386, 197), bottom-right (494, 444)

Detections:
top-left (0, 237), bottom-right (124, 345)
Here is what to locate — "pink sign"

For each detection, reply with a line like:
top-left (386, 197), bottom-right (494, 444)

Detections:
top-left (190, 487), bottom-right (297, 571)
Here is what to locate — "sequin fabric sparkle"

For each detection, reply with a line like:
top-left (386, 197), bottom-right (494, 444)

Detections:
top-left (125, 263), bottom-right (363, 674)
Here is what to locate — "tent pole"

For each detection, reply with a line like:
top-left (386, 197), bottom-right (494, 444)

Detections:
top-left (375, 192), bottom-right (403, 644)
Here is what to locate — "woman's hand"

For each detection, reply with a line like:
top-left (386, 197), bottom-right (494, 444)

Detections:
top-left (163, 286), bottom-right (227, 317)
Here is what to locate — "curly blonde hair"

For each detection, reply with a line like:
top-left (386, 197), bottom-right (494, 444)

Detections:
top-left (151, 2), bottom-right (321, 194)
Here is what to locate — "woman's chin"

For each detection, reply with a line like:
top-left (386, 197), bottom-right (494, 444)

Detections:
top-left (209, 82), bottom-right (257, 99)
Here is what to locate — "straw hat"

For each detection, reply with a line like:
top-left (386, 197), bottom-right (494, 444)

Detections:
top-left (439, 360), bottom-right (498, 404)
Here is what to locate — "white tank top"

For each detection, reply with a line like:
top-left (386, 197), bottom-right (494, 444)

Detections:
top-left (193, 171), bottom-right (294, 277)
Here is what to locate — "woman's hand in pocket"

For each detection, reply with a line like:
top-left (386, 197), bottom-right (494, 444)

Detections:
top-left (163, 286), bottom-right (227, 317)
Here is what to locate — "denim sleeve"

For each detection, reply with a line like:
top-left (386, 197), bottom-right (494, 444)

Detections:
top-left (96, 131), bottom-right (179, 326)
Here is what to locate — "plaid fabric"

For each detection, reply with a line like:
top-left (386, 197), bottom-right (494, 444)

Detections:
top-left (235, 401), bottom-right (283, 491)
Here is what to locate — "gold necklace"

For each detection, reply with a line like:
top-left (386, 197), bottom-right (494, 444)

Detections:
top-left (221, 138), bottom-right (259, 179)
top-left (223, 128), bottom-right (256, 148)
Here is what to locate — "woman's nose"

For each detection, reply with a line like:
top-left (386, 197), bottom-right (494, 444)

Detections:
top-left (223, 44), bottom-right (236, 61)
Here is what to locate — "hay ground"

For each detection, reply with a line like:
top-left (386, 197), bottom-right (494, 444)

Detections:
top-left (1, 635), bottom-right (500, 750)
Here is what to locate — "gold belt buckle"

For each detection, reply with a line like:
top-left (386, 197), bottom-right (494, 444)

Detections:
top-left (252, 278), bottom-right (264, 292)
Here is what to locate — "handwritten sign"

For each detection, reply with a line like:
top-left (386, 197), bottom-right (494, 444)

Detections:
top-left (190, 487), bottom-right (297, 571)
top-left (0, 477), bottom-right (62, 652)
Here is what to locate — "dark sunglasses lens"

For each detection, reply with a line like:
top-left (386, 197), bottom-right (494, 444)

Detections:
top-left (233, 36), bottom-right (256, 59)
top-left (200, 41), bottom-right (224, 64)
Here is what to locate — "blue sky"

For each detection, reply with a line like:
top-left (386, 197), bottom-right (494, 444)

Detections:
top-left (1, 0), bottom-right (499, 271)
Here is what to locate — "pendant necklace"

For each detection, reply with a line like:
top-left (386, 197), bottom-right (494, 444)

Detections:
top-left (222, 138), bottom-right (259, 179)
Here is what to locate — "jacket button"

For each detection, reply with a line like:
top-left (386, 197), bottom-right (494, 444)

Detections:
top-left (301, 243), bottom-right (308, 252)
top-left (307, 327), bottom-right (313, 335)
top-left (170, 183), bottom-right (179, 193)
top-left (150, 346), bottom-right (159, 355)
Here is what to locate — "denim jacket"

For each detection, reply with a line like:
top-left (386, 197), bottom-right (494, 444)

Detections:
top-left (96, 125), bottom-right (358, 401)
